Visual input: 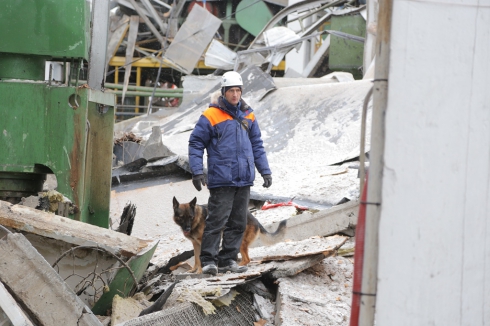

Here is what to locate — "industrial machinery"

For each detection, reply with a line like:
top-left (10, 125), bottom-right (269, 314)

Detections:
top-left (0, 0), bottom-right (115, 227)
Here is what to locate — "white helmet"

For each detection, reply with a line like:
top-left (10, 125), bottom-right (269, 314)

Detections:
top-left (221, 71), bottom-right (243, 88)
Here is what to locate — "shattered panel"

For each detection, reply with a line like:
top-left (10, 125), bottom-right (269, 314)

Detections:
top-left (164, 5), bottom-right (221, 74)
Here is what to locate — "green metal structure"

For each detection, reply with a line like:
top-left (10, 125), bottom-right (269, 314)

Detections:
top-left (0, 0), bottom-right (115, 227)
top-left (329, 14), bottom-right (367, 79)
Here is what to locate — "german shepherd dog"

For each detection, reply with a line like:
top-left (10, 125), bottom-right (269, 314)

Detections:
top-left (172, 196), bottom-right (287, 274)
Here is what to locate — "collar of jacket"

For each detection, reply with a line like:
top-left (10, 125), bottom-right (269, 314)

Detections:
top-left (210, 96), bottom-right (252, 118)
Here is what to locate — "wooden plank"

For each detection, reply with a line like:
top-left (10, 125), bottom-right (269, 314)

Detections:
top-left (0, 200), bottom-right (152, 257)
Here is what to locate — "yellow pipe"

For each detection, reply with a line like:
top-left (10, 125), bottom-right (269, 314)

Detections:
top-left (114, 66), bottom-right (119, 85)
top-left (109, 56), bottom-right (286, 71)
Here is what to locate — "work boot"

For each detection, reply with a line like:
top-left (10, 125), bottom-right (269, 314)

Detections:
top-left (218, 260), bottom-right (248, 274)
top-left (201, 264), bottom-right (218, 276)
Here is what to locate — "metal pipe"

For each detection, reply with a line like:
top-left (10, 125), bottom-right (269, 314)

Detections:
top-left (358, 0), bottom-right (393, 325)
top-left (108, 90), bottom-right (183, 97)
top-left (136, 67), bottom-right (141, 113)
top-left (360, 86), bottom-right (373, 193)
top-left (72, 80), bottom-right (183, 94)
top-left (105, 82), bottom-right (183, 93)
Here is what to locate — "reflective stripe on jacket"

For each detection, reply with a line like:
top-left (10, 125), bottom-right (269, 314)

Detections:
top-left (188, 97), bottom-right (271, 189)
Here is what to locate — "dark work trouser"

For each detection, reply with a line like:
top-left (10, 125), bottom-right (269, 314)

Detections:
top-left (200, 186), bottom-right (250, 267)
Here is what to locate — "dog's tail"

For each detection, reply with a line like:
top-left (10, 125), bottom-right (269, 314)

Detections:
top-left (257, 219), bottom-right (287, 245)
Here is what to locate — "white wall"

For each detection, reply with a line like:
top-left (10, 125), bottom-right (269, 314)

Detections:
top-left (375, 1), bottom-right (490, 325)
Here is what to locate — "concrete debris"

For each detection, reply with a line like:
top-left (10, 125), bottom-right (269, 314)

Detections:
top-left (254, 292), bottom-right (275, 322)
top-left (275, 256), bottom-right (354, 326)
top-left (114, 131), bottom-right (143, 145)
top-left (138, 282), bottom-right (177, 316)
top-left (113, 127), bottom-right (174, 167)
top-left (248, 235), bottom-right (348, 262)
top-left (19, 190), bottom-right (77, 217)
top-left (0, 200), bottom-right (158, 321)
top-left (0, 232), bottom-right (103, 326)
top-left (251, 200), bottom-right (358, 247)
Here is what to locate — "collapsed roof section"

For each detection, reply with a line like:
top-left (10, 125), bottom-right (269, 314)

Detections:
top-left (106, 0), bottom-right (371, 113)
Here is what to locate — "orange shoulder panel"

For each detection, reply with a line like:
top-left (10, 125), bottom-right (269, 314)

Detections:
top-left (245, 112), bottom-right (255, 122)
top-left (203, 107), bottom-right (233, 126)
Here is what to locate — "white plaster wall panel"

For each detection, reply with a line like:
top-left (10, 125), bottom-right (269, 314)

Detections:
top-left (461, 7), bottom-right (490, 325)
top-left (375, 1), bottom-right (490, 325)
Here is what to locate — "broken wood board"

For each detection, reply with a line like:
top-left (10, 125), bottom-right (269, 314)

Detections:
top-left (0, 200), bottom-right (153, 257)
top-left (252, 201), bottom-right (358, 247)
top-left (0, 233), bottom-right (103, 326)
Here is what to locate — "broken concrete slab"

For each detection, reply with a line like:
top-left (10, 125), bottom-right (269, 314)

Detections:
top-left (248, 234), bottom-right (348, 262)
top-left (0, 233), bottom-right (103, 326)
top-left (252, 200), bottom-right (359, 247)
top-left (0, 281), bottom-right (34, 326)
top-left (253, 292), bottom-right (275, 324)
top-left (275, 255), bottom-right (353, 325)
top-left (164, 235), bottom-right (347, 299)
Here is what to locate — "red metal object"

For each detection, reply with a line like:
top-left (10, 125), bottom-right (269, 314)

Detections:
top-left (350, 175), bottom-right (368, 326)
top-left (187, 1), bottom-right (219, 16)
top-left (261, 200), bottom-right (308, 211)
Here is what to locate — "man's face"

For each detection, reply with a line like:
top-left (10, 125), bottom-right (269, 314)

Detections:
top-left (224, 87), bottom-right (242, 106)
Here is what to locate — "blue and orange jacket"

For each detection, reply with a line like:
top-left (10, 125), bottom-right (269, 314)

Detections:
top-left (188, 96), bottom-right (271, 189)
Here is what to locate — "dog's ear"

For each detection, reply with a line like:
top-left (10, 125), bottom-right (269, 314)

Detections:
top-left (172, 197), bottom-right (179, 210)
top-left (190, 197), bottom-right (197, 209)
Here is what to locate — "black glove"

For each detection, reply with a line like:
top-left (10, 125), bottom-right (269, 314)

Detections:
top-left (262, 174), bottom-right (272, 188)
top-left (192, 174), bottom-right (207, 191)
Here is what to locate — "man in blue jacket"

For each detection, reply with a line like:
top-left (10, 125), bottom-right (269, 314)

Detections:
top-left (188, 71), bottom-right (272, 275)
